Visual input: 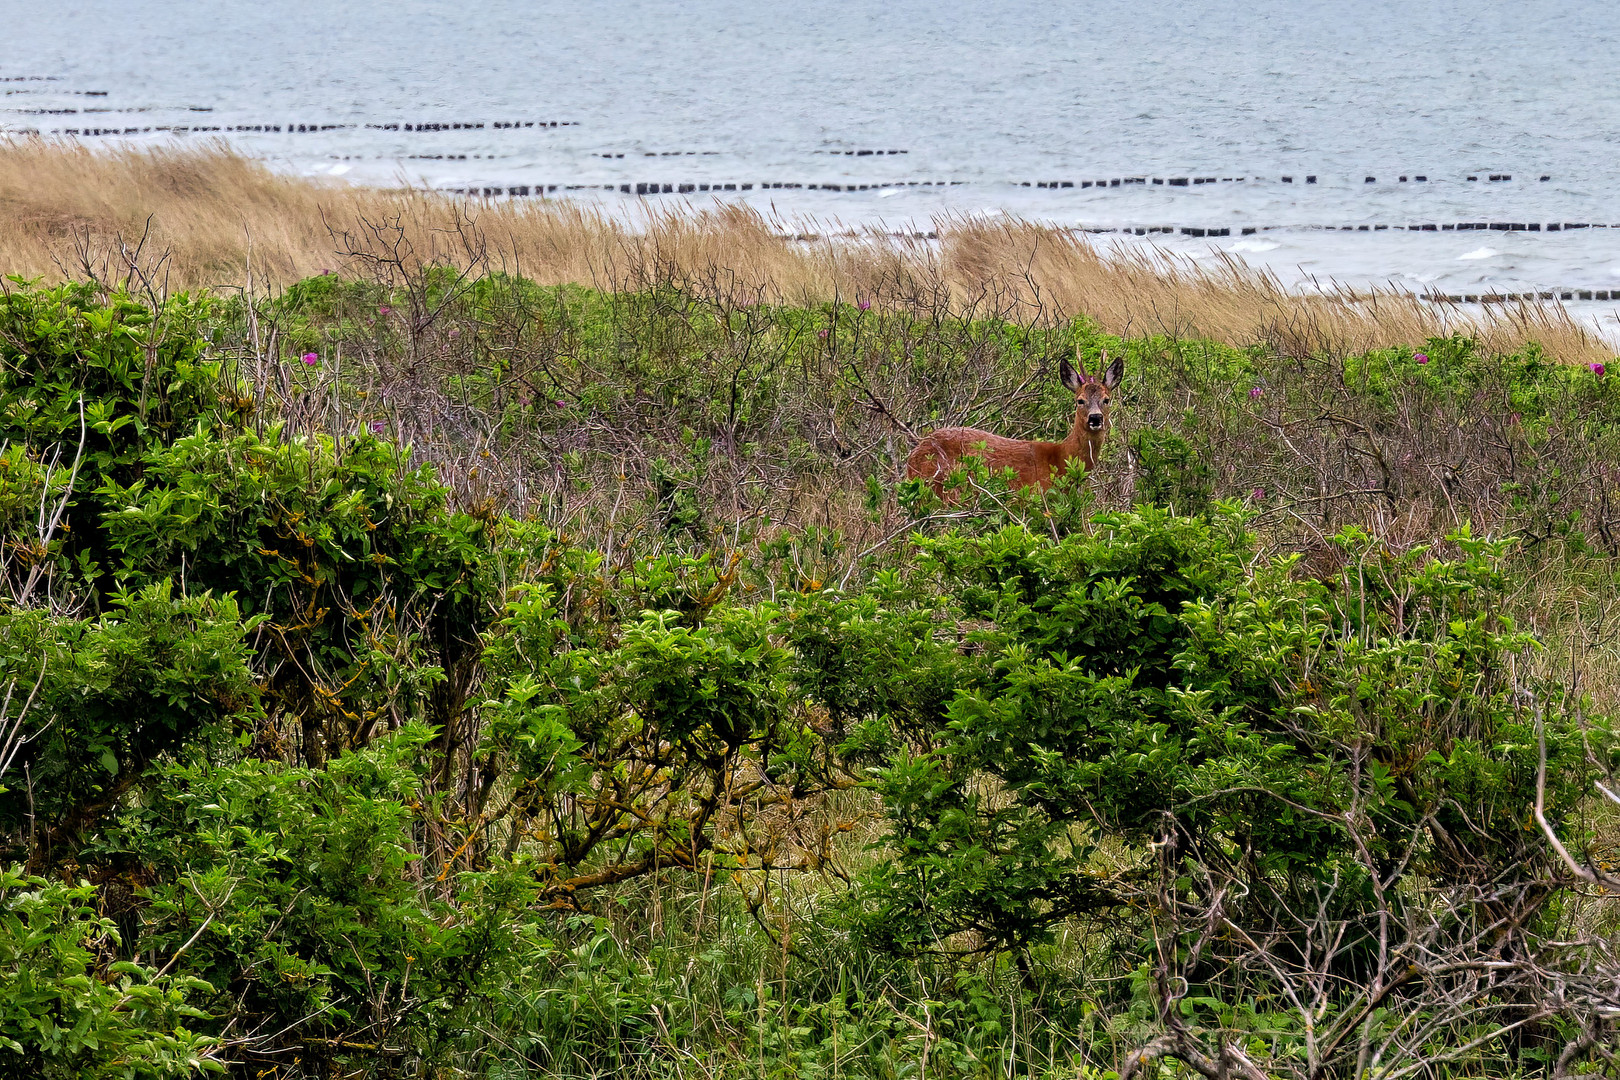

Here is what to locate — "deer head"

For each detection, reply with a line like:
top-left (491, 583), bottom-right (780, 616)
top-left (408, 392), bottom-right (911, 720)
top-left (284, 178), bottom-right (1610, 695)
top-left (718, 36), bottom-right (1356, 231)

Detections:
top-left (1060, 347), bottom-right (1124, 435)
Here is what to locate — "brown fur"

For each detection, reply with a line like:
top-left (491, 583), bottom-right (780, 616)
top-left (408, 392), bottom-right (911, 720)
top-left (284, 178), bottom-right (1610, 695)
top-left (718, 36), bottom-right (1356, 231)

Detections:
top-left (905, 349), bottom-right (1123, 495)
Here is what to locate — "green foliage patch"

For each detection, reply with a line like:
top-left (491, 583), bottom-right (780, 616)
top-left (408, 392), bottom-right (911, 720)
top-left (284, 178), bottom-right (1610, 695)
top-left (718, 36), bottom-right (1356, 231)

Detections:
top-left (0, 276), bottom-right (1617, 1077)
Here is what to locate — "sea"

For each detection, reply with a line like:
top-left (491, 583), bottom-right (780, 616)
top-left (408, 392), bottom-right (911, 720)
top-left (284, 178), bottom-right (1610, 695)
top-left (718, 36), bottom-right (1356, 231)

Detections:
top-left (7, 0), bottom-right (1620, 326)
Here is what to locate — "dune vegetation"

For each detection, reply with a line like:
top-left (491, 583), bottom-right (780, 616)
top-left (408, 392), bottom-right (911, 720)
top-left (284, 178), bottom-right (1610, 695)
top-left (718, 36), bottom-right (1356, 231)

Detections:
top-left (4, 139), bottom-right (1620, 1078)
top-left (1, 137), bottom-right (1613, 365)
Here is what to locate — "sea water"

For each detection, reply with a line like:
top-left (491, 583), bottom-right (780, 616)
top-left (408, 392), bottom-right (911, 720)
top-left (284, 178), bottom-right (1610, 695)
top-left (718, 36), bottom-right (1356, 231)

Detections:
top-left (6, 0), bottom-right (1620, 320)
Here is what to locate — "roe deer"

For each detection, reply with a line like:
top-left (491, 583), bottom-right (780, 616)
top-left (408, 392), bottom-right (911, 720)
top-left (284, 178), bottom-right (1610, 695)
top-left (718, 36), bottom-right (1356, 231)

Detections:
top-left (904, 348), bottom-right (1123, 495)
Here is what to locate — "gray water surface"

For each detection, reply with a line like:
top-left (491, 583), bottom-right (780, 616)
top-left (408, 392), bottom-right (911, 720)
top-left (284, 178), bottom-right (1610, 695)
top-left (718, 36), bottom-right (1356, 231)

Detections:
top-left (7, 0), bottom-right (1620, 311)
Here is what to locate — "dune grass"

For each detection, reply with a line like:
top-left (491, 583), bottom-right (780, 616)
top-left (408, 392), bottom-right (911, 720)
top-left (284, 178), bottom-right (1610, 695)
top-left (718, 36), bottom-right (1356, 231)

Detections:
top-left (1, 137), bottom-right (1612, 365)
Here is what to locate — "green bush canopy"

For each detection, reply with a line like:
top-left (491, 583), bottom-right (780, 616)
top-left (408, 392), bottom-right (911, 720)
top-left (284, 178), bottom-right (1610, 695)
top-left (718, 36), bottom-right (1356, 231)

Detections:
top-left (0, 277), bottom-right (1615, 1077)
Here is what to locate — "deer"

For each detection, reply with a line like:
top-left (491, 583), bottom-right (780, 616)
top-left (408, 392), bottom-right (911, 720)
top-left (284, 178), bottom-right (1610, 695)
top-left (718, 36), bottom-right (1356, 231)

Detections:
top-left (904, 347), bottom-right (1123, 496)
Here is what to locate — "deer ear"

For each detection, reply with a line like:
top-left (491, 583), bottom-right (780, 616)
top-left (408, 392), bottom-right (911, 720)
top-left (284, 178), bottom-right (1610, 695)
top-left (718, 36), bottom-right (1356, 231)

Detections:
top-left (1062, 352), bottom-right (1085, 392)
top-left (1104, 352), bottom-right (1125, 389)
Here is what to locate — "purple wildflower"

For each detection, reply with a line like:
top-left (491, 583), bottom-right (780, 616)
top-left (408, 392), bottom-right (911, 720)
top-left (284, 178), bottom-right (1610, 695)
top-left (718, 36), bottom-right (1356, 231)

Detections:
top-left (1251, 488), bottom-right (1266, 500)
top-left (378, 305), bottom-right (392, 315)
top-left (857, 298), bottom-right (871, 312)
top-left (817, 329), bottom-right (828, 339)
top-left (1592, 362), bottom-right (1607, 376)
top-left (1414, 352), bottom-right (1429, 364)
top-left (301, 352), bottom-right (318, 366)
top-left (1248, 386), bottom-right (1263, 400)
top-left (369, 420), bottom-right (385, 435)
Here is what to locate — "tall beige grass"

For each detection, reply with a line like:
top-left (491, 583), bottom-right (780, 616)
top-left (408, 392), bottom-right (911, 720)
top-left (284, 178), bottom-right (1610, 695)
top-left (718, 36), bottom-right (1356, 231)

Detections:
top-left (1, 137), bottom-right (1610, 362)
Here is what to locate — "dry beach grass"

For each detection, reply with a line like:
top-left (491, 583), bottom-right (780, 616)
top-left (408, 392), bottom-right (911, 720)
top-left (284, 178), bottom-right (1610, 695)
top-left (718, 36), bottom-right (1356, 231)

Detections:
top-left (0, 137), bottom-right (1612, 364)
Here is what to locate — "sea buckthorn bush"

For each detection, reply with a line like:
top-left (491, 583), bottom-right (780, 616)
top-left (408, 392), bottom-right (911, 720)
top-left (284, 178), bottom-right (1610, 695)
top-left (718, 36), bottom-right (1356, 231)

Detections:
top-left (1, 276), bottom-right (1619, 1077)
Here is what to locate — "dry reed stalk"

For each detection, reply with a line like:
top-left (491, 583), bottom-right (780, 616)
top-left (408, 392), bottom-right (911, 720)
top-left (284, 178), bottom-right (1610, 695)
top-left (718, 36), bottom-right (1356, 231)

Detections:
top-left (940, 216), bottom-right (1612, 363)
top-left (1, 138), bottom-right (1612, 363)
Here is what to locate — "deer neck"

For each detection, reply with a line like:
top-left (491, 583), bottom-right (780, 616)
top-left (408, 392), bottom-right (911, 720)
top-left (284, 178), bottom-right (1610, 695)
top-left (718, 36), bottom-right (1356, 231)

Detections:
top-left (1059, 406), bottom-right (1103, 470)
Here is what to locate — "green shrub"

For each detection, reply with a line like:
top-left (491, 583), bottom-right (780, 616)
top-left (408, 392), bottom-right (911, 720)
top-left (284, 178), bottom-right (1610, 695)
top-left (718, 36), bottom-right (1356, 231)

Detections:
top-left (796, 510), bottom-right (1609, 956)
top-left (0, 866), bottom-right (219, 1078)
top-left (6, 274), bottom-right (1620, 1076)
top-left (0, 282), bottom-right (500, 773)
top-left (0, 283), bottom-right (229, 590)
top-left (92, 426), bottom-right (497, 763)
top-left (1131, 426), bottom-right (1215, 517)
top-left (103, 727), bottom-right (542, 1074)
top-left (477, 545), bottom-right (843, 906)
top-left (0, 583), bottom-right (259, 859)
